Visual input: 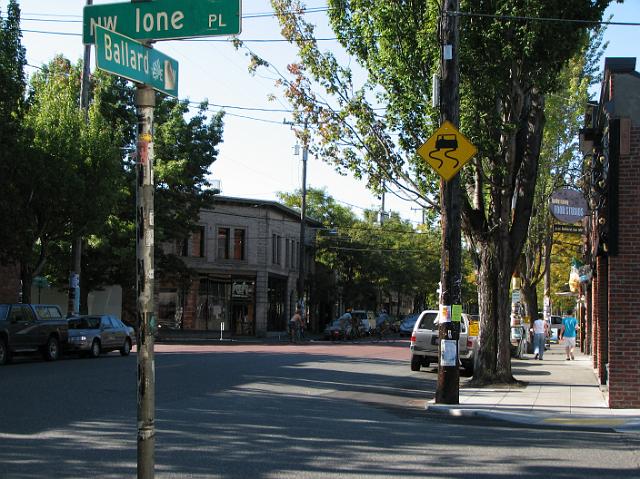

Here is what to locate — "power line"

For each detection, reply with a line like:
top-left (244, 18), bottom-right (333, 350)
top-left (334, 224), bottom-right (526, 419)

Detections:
top-left (16, 6), bottom-right (330, 22)
top-left (452, 10), bottom-right (640, 27)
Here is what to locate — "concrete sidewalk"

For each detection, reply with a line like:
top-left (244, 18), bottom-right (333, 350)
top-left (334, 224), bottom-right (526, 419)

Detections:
top-left (427, 344), bottom-right (640, 433)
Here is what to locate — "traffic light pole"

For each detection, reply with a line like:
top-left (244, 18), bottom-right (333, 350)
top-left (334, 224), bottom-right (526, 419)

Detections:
top-left (135, 84), bottom-right (156, 479)
top-left (436, 0), bottom-right (462, 405)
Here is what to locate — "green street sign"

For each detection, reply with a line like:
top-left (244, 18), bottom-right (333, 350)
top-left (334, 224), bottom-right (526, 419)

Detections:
top-left (83, 0), bottom-right (242, 44)
top-left (95, 25), bottom-right (179, 97)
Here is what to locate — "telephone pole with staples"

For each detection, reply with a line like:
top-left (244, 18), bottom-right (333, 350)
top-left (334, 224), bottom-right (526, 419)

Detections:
top-left (435, 0), bottom-right (462, 405)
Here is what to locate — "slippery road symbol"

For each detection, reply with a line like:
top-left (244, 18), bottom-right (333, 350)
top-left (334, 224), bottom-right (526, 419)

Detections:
top-left (417, 121), bottom-right (477, 182)
top-left (429, 134), bottom-right (460, 169)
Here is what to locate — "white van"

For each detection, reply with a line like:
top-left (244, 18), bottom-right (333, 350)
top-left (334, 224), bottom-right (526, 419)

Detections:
top-left (409, 310), bottom-right (478, 374)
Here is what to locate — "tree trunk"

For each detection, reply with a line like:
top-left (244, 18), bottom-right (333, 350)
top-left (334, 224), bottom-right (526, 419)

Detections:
top-left (20, 263), bottom-right (32, 304)
top-left (472, 242), bottom-right (517, 385)
top-left (521, 282), bottom-right (538, 323)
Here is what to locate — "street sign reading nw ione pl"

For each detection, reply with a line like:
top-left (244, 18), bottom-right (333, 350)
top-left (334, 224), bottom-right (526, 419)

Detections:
top-left (83, 0), bottom-right (242, 44)
top-left (94, 25), bottom-right (179, 97)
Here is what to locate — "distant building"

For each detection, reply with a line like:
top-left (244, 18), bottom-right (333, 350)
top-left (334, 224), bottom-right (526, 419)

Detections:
top-left (158, 196), bottom-right (321, 337)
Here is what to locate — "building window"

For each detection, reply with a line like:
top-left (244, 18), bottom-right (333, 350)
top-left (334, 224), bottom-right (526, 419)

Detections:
top-left (179, 238), bottom-right (188, 257)
top-left (217, 227), bottom-right (230, 259)
top-left (285, 239), bottom-right (289, 268)
top-left (193, 226), bottom-right (205, 257)
top-left (290, 238), bottom-right (295, 269)
top-left (272, 234), bottom-right (281, 264)
top-left (233, 229), bottom-right (246, 260)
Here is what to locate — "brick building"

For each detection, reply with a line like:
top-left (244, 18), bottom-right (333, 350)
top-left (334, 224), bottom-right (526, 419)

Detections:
top-left (581, 58), bottom-right (640, 408)
top-left (158, 196), bottom-right (322, 337)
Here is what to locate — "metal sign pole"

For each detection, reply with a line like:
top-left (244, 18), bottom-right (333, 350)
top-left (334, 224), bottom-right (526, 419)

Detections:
top-left (135, 84), bottom-right (156, 479)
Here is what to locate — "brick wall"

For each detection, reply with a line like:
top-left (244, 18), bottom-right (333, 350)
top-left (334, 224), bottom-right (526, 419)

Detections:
top-left (592, 270), bottom-right (599, 370)
top-left (607, 125), bottom-right (640, 408)
top-left (597, 256), bottom-right (608, 385)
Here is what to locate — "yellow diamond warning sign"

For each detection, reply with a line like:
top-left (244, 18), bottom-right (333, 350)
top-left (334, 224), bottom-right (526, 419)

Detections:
top-left (417, 121), bottom-right (477, 181)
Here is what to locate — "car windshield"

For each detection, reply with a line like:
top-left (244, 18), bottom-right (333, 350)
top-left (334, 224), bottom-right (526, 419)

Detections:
top-left (69, 317), bottom-right (100, 329)
top-left (418, 312), bottom-right (438, 330)
top-left (0, 305), bottom-right (8, 320)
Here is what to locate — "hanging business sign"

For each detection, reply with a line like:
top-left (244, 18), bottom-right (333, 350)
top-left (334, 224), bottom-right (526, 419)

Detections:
top-left (549, 188), bottom-right (587, 224)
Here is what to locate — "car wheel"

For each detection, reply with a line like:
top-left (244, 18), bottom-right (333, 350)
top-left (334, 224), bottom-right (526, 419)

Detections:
top-left (0, 337), bottom-right (10, 365)
top-left (89, 339), bottom-right (101, 358)
top-left (120, 339), bottom-right (131, 356)
top-left (422, 359), bottom-right (430, 368)
top-left (43, 336), bottom-right (60, 361)
top-left (411, 355), bottom-right (421, 371)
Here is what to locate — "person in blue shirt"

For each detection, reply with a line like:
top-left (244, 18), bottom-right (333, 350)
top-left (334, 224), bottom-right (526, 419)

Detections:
top-left (560, 308), bottom-right (579, 360)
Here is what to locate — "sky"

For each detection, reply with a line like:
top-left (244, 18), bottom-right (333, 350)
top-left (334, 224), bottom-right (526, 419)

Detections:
top-left (2, 0), bottom-right (639, 225)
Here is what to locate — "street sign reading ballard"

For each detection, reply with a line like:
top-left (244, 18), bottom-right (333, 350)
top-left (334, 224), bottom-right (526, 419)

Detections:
top-left (83, 0), bottom-right (242, 44)
top-left (95, 25), bottom-right (179, 97)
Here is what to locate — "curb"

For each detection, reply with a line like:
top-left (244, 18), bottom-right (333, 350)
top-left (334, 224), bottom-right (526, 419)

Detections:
top-left (426, 403), bottom-right (640, 433)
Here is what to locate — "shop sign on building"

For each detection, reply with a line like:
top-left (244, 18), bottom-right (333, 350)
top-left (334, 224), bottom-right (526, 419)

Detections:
top-left (550, 188), bottom-right (587, 224)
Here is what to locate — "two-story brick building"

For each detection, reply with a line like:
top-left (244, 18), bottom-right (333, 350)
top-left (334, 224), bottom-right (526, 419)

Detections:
top-left (158, 196), bottom-right (322, 337)
top-left (580, 57), bottom-right (640, 408)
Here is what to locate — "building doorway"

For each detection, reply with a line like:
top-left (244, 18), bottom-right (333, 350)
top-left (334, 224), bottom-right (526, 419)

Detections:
top-left (232, 302), bottom-right (254, 335)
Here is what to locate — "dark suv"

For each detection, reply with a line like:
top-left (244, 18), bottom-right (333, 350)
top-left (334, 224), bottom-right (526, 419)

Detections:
top-left (0, 304), bottom-right (69, 364)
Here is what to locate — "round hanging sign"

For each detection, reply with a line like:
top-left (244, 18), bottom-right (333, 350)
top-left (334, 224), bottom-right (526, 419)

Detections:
top-left (550, 188), bottom-right (587, 224)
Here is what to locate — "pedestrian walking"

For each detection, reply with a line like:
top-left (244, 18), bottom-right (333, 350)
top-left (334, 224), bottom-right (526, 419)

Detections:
top-left (531, 316), bottom-right (549, 360)
top-left (560, 308), bottom-right (579, 360)
top-left (289, 308), bottom-right (302, 343)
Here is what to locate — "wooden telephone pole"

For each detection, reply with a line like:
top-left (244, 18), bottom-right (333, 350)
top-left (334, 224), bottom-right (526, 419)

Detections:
top-left (435, 0), bottom-right (462, 404)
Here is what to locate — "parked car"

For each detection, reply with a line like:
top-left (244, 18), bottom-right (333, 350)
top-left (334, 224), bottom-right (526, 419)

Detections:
top-left (0, 303), bottom-right (68, 365)
top-left (358, 318), bottom-right (372, 336)
top-left (374, 312), bottom-right (393, 333)
top-left (399, 313), bottom-right (420, 337)
top-left (323, 317), bottom-right (354, 341)
top-left (350, 310), bottom-right (375, 331)
top-left (548, 315), bottom-right (563, 342)
top-left (409, 310), bottom-right (477, 374)
top-left (67, 315), bottom-right (135, 358)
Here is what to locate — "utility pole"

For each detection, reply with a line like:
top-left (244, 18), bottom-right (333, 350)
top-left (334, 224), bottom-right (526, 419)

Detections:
top-left (135, 84), bottom-right (156, 479)
top-left (298, 128), bottom-right (308, 307)
top-left (380, 181), bottom-right (386, 224)
top-left (67, 0), bottom-right (93, 316)
top-left (436, 0), bottom-right (462, 405)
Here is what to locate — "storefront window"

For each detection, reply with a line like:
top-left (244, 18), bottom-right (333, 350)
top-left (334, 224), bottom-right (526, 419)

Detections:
top-left (267, 276), bottom-right (287, 331)
top-left (196, 279), bottom-right (231, 330)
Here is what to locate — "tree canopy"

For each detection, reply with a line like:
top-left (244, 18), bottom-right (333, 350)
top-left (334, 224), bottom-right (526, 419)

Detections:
top-left (256, 0), bottom-right (613, 383)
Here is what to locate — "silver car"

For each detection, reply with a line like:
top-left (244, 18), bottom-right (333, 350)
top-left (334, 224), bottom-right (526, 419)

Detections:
top-left (409, 310), bottom-right (477, 373)
top-left (67, 315), bottom-right (135, 358)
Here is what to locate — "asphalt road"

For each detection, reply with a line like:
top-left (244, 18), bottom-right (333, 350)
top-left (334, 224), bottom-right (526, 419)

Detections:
top-left (1, 340), bottom-right (638, 478)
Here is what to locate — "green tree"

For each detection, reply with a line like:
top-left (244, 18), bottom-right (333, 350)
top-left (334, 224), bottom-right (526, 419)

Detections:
top-left (518, 27), bottom-right (606, 324)
top-left (255, 0), bottom-right (612, 383)
top-left (0, 0), bottom-right (27, 275)
top-left (279, 188), bottom-right (442, 318)
top-left (11, 57), bottom-right (124, 302)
